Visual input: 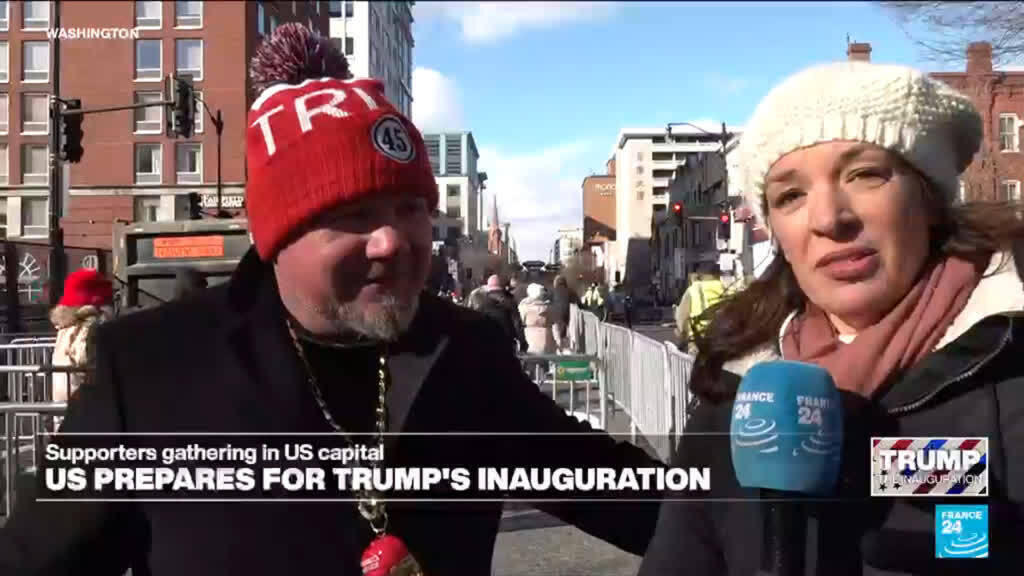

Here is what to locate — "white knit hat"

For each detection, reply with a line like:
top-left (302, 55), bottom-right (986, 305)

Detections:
top-left (738, 61), bottom-right (983, 229)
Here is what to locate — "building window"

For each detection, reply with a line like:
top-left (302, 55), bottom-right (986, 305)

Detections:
top-left (22, 0), bottom-right (49, 30)
top-left (257, 2), bottom-right (266, 35)
top-left (0, 93), bottom-right (6, 134)
top-left (21, 93), bottom-right (48, 134)
top-left (1001, 180), bottom-right (1021, 201)
top-left (270, 14), bottom-right (278, 33)
top-left (135, 39), bottom-right (162, 81)
top-left (345, 37), bottom-right (354, 55)
top-left (447, 184), bottom-right (460, 198)
top-left (134, 92), bottom-right (163, 133)
top-left (328, 0), bottom-right (341, 17)
top-left (0, 144), bottom-right (7, 185)
top-left (0, 42), bottom-right (7, 82)
top-left (176, 39), bottom-right (203, 81)
top-left (446, 203), bottom-right (461, 219)
top-left (21, 197), bottom-right (47, 237)
top-left (176, 143), bottom-right (202, 184)
top-left (134, 196), bottom-right (161, 222)
top-left (135, 143), bottom-right (162, 184)
top-left (22, 42), bottom-right (48, 83)
top-left (21, 144), bottom-right (47, 185)
top-left (135, 0), bottom-right (162, 28)
top-left (175, 0), bottom-right (202, 28)
top-left (194, 90), bottom-right (204, 133)
top-left (345, 0), bottom-right (353, 17)
top-left (999, 114), bottom-right (1019, 153)
top-left (0, 1), bottom-right (8, 32)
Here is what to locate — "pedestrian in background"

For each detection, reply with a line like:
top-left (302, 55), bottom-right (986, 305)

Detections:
top-left (479, 275), bottom-right (527, 353)
top-left (49, 269), bottom-right (113, 407)
top-left (550, 275), bottom-right (576, 353)
top-left (640, 60), bottom-right (1024, 576)
top-left (519, 283), bottom-right (556, 355)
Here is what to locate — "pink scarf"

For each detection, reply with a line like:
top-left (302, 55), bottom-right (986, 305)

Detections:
top-left (781, 255), bottom-right (983, 398)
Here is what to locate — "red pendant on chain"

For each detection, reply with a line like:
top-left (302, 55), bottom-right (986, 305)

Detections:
top-left (361, 534), bottom-right (424, 576)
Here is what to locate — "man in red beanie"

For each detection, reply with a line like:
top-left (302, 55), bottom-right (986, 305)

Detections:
top-left (0, 25), bottom-right (661, 576)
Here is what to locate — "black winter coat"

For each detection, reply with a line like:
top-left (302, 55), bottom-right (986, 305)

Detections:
top-left (639, 255), bottom-right (1024, 576)
top-left (0, 248), bottom-right (661, 576)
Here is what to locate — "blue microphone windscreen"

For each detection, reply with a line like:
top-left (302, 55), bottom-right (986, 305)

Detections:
top-left (730, 360), bottom-right (843, 494)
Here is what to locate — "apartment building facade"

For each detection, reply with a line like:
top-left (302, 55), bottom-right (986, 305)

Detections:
top-left (327, 0), bottom-right (412, 117)
top-left (423, 131), bottom-right (484, 242)
top-left (0, 1), bottom-right (328, 251)
top-left (609, 124), bottom-right (738, 289)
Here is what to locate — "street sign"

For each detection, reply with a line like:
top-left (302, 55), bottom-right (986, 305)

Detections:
top-left (199, 194), bottom-right (244, 209)
top-left (555, 360), bottom-right (594, 381)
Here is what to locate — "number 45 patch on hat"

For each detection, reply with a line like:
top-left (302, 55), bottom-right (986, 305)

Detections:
top-left (935, 504), bottom-right (988, 559)
top-left (372, 116), bottom-right (415, 163)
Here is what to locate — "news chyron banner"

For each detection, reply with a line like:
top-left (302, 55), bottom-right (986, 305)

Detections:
top-left (38, 433), bottom-right (716, 503)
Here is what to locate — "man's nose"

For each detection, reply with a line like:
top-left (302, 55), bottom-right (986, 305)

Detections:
top-left (366, 225), bottom-right (405, 260)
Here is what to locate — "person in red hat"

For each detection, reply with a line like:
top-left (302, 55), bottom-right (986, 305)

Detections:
top-left (49, 268), bottom-right (113, 407)
top-left (0, 24), bottom-right (662, 576)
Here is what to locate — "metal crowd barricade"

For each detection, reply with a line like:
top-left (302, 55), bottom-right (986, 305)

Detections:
top-left (567, 306), bottom-right (696, 463)
top-left (628, 332), bottom-right (674, 461)
top-left (518, 354), bottom-right (607, 431)
top-left (0, 363), bottom-right (79, 517)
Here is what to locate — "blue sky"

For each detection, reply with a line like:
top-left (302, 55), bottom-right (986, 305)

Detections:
top-left (408, 1), bottom-right (954, 261)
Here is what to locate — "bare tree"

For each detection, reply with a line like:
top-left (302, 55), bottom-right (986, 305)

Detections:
top-left (882, 2), bottom-right (1024, 65)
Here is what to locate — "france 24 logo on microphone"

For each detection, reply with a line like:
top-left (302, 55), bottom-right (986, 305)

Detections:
top-left (870, 437), bottom-right (988, 497)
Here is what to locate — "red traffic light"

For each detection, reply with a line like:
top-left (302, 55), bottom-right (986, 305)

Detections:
top-left (672, 203), bottom-right (682, 213)
top-left (719, 212), bottom-right (730, 224)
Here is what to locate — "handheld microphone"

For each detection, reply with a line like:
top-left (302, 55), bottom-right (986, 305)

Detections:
top-left (730, 361), bottom-right (843, 576)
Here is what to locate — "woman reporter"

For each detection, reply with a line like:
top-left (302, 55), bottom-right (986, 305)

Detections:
top-left (638, 61), bottom-right (1024, 575)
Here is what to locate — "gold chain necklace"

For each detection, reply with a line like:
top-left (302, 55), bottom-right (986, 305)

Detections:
top-left (284, 319), bottom-right (390, 533)
top-left (284, 319), bottom-right (424, 575)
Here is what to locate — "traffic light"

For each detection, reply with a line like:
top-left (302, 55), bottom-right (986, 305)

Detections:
top-left (671, 202), bottom-right (683, 226)
top-left (719, 210), bottom-right (731, 241)
top-left (171, 76), bottom-right (196, 138)
top-left (59, 99), bottom-right (84, 163)
top-left (188, 192), bottom-right (202, 219)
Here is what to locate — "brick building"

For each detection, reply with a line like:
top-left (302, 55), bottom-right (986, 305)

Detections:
top-left (0, 2), bottom-right (328, 254)
top-left (930, 42), bottom-right (1024, 203)
top-left (582, 156), bottom-right (616, 245)
top-left (58, 1), bottom-right (329, 250)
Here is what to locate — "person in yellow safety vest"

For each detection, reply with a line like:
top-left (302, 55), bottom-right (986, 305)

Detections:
top-left (675, 268), bottom-right (727, 354)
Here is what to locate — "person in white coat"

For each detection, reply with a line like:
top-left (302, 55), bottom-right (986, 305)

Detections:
top-left (49, 268), bottom-right (113, 407)
top-left (518, 283), bottom-right (556, 355)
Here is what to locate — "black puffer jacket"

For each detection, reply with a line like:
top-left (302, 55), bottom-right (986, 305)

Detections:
top-left (639, 253), bottom-right (1024, 576)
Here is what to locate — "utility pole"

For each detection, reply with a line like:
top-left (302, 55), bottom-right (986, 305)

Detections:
top-left (48, 0), bottom-right (64, 307)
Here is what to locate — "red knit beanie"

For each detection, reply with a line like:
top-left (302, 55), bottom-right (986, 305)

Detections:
top-left (246, 24), bottom-right (438, 261)
top-left (59, 269), bottom-right (113, 308)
